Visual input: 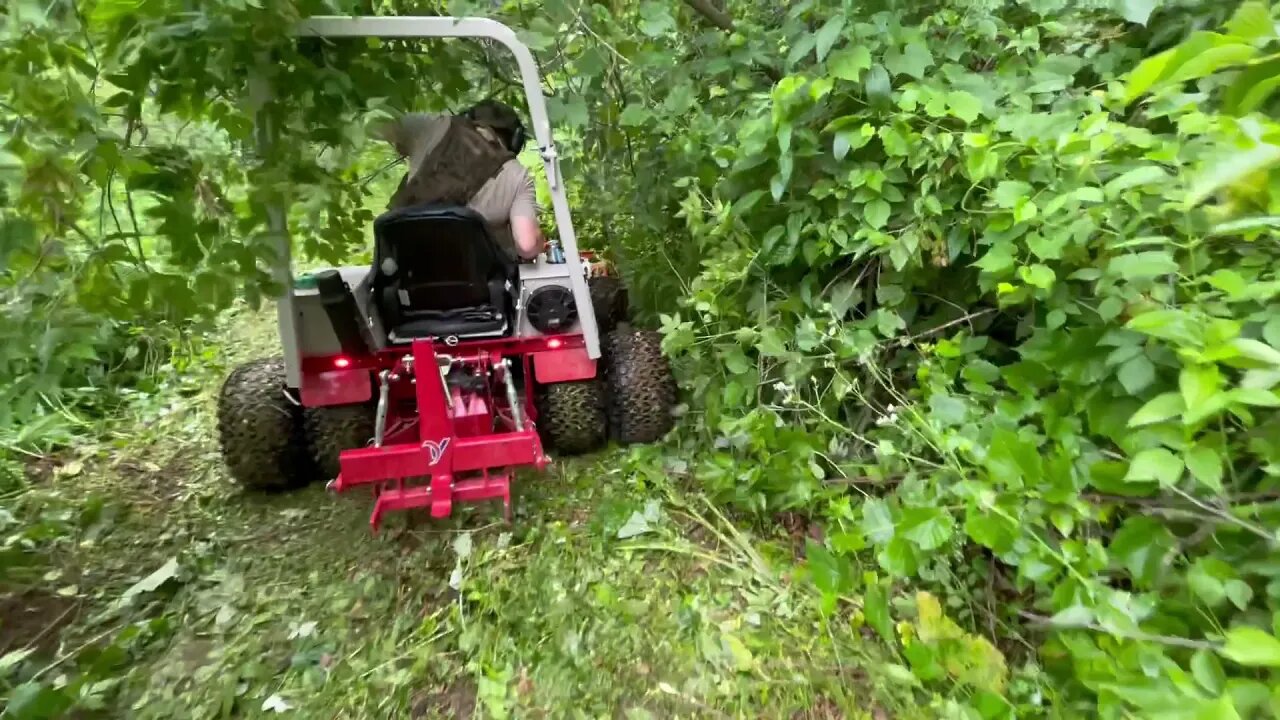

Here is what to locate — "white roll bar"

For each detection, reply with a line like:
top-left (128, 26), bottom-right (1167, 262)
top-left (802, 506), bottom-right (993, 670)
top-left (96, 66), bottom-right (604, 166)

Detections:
top-left (264, 16), bottom-right (599, 386)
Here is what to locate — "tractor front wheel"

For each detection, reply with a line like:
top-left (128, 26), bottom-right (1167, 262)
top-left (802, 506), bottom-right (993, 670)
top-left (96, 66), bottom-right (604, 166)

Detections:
top-left (304, 403), bottom-right (377, 480)
top-left (604, 327), bottom-right (677, 444)
top-left (216, 357), bottom-right (312, 491)
top-left (537, 380), bottom-right (606, 455)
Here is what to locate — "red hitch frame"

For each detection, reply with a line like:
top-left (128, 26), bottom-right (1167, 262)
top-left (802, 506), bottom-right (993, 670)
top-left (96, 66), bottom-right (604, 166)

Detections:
top-left (321, 335), bottom-right (592, 531)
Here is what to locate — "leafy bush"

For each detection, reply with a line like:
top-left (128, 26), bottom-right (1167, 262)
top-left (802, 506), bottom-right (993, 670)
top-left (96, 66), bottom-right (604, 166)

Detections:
top-left (10, 0), bottom-right (1280, 716)
top-left (629, 1), bottom-right (1280, 716)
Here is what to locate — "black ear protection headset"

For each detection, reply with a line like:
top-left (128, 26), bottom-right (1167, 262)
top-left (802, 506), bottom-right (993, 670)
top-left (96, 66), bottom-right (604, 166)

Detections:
top-left (463, 101), bottom-right (527, 154)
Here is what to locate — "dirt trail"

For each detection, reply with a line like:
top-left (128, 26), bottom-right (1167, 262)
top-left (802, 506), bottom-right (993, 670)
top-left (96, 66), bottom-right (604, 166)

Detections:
top-left (2, 306), bottom-right (917, 719)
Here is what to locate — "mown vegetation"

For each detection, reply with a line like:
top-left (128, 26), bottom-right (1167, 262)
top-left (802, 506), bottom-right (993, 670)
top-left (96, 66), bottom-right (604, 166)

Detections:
top-left (7, 0), bottom-right (1280, 717)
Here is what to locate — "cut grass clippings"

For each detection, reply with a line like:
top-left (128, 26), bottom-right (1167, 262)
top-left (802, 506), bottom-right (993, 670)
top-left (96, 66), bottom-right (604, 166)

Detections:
top-left (1, 304), bottom-right (917, 719)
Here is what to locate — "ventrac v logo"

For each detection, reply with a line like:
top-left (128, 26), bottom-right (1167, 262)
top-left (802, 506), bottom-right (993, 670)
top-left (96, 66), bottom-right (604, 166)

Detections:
top-left (422, 438), bottom-right (450, 466)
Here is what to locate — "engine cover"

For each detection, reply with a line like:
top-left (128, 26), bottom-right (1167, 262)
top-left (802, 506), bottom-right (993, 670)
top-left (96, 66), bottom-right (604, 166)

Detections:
top-left (526, 285), bottom-right (578, 333)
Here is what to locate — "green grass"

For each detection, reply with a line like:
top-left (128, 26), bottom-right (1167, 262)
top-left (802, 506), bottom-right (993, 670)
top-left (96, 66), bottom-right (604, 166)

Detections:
top-left (1, 305), bottom-right (918, 719)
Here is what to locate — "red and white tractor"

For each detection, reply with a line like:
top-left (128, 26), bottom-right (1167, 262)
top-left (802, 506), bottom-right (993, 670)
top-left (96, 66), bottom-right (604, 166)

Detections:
top-left (214, 16), bottom-right (676, 531)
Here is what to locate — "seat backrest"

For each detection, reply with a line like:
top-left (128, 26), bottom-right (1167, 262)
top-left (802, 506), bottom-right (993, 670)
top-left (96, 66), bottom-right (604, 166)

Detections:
top-left (371, 205), bottom-right (513, 319)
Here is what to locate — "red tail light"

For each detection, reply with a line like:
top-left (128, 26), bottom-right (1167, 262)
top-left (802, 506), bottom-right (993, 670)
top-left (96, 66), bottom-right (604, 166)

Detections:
top-left (333, 356), bottom-right (352, 369)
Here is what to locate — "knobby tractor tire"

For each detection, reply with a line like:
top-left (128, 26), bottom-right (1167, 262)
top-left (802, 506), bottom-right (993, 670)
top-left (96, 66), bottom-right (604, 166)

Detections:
top-left (304, 403), bottom-right (376, 480)
top-left (604, 326), bottom-right (677, 445)
top-left (536, 380), bottom-right (606, 455)
top-left (588, 275), bottom-right (628, 334)
top-left (216, 357), bottom-right (312, 492)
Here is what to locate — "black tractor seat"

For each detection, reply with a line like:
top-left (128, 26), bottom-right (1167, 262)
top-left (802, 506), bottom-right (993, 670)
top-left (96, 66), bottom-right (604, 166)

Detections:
top-left (370, 204), bottom-right (516, 344)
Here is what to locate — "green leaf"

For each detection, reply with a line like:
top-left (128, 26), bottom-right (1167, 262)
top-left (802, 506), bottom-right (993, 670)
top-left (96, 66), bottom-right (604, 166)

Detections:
top-left (1127, 309), bottom-right (1200, 346)
top-left (1226, 579), bottom-right (1254, 610)
top-left (1126, 48), bottom-right (1175, 102)
top-left (814, 16), bottom-right (846, 62)
top-left (985, 428), bottom-right (1041, 488)
top-left (716, 633), bottom-right (753, 672)
top-left (1109, 516), bottom-right (1176, 587)
top-left (1169, 42), bottom-right (1258, 84)
top-left (862, 498), bottom-right (895, 543)
top-left (1118, 355), bottom-right (1156, 394)
top-left (1221, 627), bottom-right (1280, 667)
top-left (638, 1), bottom-right (676, 36)
top-left (864, 64), bottom-right (892, 101)
top-left (1107, 251), bottom-right (1179, 280)
top-left (1224, 57), bottom-right (1280, 115)
top-left (993, 181), bottom-right (1031, 209)
top-left (0, 648), bottom-right (34, 674)
top-left (1226, 2), bottom-right (1276, 40)
top-left (4, 682), bottom-right (72, 720)
top-left (1188, 143), bottom-right (1280, 207)
top-left (1190, 558), bottom-right (1230, 606)
top-left (885, 41), bottom-right (934, 79)
top-left (928, 394), bottom-right (967, 425)
top-left (879, 537), bottom-right (917, 576)
top-left (721, 347), bottom-right (752, 375)
top-left (806, 540), bottom-right (850, 601)
top-left (965, 510), bottom-right (1017, 553)
top-left (1118, 0), bottom-right (1159, 25)
top-left (1266, 317), bottom-right (1280, 348)
top-left (1027, 232), bottom-right (1067, 260)
top-left (1210, 215), bottom-right (1280, 236)
top-left (864, 199), bottom-right (891, 230)
top-left (946, 91), bottom-right (982, 124)
top-left (973, 245), bottom-right (1014, 275)
top-left (1181, 365), bottom-right (1223, 421)
top-left (1099, 296), bottom-right (1126, 321)
top-left (617, 511), bottom-right (653, 539)
top-left (863, 581), bottom-right (895, 646)
top-left (1229, 387), bottom-right (1280, 406)
top-left (833, 132), bottom-right (852, 160)
top-left (1019, 264), bottom-right (1055, 290)
top-left (618, 105), bottom-right (650, 127)
top-left (120, 557), bottom-right (180, 605)
top-left (1233, 338), bottom-right (1280, 366)
top-left (1124, 447), bottom-right (1184, 486)
top-left (899, 507), bottom-right (954, 551)
top-left (1104, 166), bottom-right (1169, 197)
top-left (829, 47), bottom-right (872, 81)
top-left (758, 328), bottom-right (788, 357)
top-left (1185, 445), bottom-right (1225, 492)
top-left (1191, 650), bottom-right (1226, 696)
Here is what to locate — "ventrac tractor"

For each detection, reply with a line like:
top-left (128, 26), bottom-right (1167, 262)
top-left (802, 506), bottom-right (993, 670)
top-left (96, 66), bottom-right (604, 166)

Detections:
top-left (215, 16), bottom-right (676, 531)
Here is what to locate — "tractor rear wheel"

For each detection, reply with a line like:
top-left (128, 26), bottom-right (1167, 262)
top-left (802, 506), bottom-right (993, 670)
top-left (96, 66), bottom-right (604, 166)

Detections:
top-left (537, 380), bottom-right (606, 455)
top-left (588, 276), bottom-right (628, 334)
top-left (216, 357), bottom-right (312, 491)
top-left (604, 326), bottom-right (677, 444)
top-left (304, 403), bottom-right (377, 480)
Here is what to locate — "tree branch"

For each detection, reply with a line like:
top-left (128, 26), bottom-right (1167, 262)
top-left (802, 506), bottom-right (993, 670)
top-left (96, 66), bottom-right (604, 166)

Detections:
top-left (681, 0), bottom-right (735, 31)
top-left (678, 0), bottom-right (782, 82)
top-left (1018, 611), bottom-right (1219, 651)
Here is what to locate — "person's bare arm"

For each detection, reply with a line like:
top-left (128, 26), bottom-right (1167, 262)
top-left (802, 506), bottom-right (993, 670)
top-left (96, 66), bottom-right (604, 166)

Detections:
top-left (509, 169), bottom-right (544, 260)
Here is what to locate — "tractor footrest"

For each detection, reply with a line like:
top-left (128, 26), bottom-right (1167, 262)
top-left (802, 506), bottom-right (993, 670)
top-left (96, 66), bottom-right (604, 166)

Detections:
top-left (369, 473), bottom-right (512, 531)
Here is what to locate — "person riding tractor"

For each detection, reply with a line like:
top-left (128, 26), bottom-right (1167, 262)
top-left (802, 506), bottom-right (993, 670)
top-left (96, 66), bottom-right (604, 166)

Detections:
top-left (374, 100), bottom-right (544, 262)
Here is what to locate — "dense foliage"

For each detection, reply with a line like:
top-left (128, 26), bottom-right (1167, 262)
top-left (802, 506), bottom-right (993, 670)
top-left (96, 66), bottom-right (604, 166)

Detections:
top-left (9, 0), bottom-right (1280, 717)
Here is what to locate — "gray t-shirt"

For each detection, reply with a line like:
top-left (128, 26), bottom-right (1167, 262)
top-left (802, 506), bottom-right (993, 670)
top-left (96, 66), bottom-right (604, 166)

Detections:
top-left (380, 113), bottom-right (538, 254)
